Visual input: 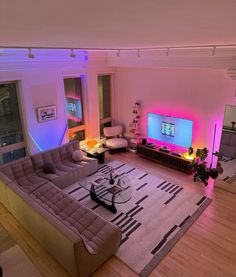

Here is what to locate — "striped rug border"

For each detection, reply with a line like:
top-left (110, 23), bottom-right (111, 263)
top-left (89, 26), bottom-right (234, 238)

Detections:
top-left (139, 198), bottom-right (212, 277)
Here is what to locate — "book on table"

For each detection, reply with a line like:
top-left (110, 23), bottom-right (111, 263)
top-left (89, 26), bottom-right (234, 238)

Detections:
top-left (108, 185), bottom-right (122, 194)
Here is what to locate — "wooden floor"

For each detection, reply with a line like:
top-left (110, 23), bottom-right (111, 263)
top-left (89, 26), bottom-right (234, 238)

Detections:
top-left (1, 151), bottom-right (236, 277)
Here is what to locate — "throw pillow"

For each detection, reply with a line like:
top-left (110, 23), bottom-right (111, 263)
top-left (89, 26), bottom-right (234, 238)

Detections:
top-left (43, 162), bottom-right (56, 174)
top-left (72, 150), bottom-right (84, 162)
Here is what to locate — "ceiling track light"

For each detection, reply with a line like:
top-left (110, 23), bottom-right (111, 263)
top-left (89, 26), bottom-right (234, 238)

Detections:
top-left (137, 49), bottom-right (141, 57)
top-left (27, 48), bottom-right (35, 59)
top-left (166, 47), bottom-right (170, 57)
top-left (116, 49), bottom-right (120, 57)
top-left (70, 48), bottom-right (76, 58)
top-left (212, 46), bottom-right (216, 56)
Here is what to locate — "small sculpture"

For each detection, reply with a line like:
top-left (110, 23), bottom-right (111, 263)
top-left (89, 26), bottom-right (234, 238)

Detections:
top-left (108, 166), bottom-right (115, 184)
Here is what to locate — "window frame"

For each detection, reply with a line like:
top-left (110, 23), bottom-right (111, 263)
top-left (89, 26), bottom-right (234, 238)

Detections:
top-left (0, 80), bottom-right (27, 163)
top-left (98, 74), bottom-right (112, 135)
top-left (63, 76), bottom-right (87, 141)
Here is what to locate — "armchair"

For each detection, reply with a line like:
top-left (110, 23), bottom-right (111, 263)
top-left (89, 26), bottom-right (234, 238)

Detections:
top-left (103, 125), bottom-right (128, 153)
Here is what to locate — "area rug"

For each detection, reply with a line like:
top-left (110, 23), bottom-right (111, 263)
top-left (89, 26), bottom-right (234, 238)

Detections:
top-left (64, 160), bottom-right (212, 276)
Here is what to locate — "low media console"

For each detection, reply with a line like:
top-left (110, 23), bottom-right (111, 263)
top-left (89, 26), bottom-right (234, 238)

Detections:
top-left (137, 144), bottom-right (192, 174)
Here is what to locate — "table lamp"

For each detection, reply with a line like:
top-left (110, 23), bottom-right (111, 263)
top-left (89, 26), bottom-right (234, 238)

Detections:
top-left (87, 139), bottom-right (97, 148)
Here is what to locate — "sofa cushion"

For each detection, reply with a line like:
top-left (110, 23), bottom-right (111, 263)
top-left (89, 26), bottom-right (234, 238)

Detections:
top-left (72, 150), bottom-right (84, 162)
top-left (43, 162), bottom-right (56, 174)
top-left (31, 141), bottom-right (80, 171)
top-left (31, 182), bottom-right (120, 254)
top-left (31, 141), bottom-right (98, 189)
top-left (0, 157), bottom-right (47, 193)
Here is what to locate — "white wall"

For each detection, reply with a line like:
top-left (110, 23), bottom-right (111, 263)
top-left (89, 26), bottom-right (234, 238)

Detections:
top-left (113, 67), bottom-right (236, 160)
top-left (0, 59), bottom-right (115, 154)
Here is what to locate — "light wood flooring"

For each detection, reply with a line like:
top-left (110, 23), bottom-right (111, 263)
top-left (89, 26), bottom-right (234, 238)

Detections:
top-left (1, 151), bottom-right (236, 277)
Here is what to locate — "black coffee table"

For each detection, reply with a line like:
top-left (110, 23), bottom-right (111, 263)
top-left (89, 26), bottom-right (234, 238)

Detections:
top-left (79, 174), bottom-right (132, 213)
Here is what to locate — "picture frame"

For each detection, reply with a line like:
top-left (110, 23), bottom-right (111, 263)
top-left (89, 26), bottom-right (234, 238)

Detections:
top-left (90, 176), bottom-right (106, 187)
top-left (37, 105), bottom-right (57, 123)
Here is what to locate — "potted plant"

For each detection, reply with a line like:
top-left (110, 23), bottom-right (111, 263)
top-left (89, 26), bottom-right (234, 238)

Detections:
top-left (192, 147), bottom-right (223, 186)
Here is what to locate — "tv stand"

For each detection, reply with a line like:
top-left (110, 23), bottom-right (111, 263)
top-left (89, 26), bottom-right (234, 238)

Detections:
top-left (137, 144), bottom-right (192, 174)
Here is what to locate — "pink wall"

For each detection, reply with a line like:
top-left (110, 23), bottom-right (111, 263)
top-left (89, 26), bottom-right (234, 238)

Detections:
top-left (0, 60), bottom-right (114, 154)
top-left (114, 67), bottom-right (236, 163)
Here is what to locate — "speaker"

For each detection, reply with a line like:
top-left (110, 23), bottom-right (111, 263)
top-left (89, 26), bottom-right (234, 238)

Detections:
top-left (142, 138), bottom-right (147, 145)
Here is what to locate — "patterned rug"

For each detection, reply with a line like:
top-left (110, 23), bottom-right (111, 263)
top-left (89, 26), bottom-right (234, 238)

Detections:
top-left (64, 160), bottom-right (212, 276)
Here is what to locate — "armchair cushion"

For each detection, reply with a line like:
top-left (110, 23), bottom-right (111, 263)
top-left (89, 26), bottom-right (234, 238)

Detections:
top-left (103, 125), bottom-right (128, 150)
top-left (106, 138), bottom-right (128, 149)
top-left (103, 125), bottom-right (123, 137)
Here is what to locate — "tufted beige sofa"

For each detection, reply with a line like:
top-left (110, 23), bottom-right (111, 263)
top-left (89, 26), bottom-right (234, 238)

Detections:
top-left (0, 141), bottom-right (121, 277)
top-left (30, 140), bottom-right (97, 189)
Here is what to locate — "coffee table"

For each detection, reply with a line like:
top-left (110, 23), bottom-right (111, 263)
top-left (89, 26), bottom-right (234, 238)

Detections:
top-left (81, 147), bottom-right (109, 163)
top-left (79, 173), bottom-right (132, 213)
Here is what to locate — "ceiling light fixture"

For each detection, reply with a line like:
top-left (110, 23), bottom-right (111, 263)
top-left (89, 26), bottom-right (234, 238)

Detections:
top-left (137, 49), bottom-right (141, 57)
top-left (70, 48), bottom-right (76, 58)
top-left (212, 46), bottom-right (216, 56)
top-left (166, 47), bottom-right (170, 57)
top-left (2, 43), bottom-right (236, 59)
top-left (27, 48), bottom-right (35, 59)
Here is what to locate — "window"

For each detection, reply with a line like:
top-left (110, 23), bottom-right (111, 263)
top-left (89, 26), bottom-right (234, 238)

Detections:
top-left (64, 78), bottom-right (86, 141)
top-left (98, 75), bottom-right (112, 135)
top-left (0, 82), bottom-right (26, 164)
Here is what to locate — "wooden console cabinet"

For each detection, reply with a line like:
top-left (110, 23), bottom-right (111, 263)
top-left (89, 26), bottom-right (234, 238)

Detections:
top-left (137, 144), bottom-right (192, 174)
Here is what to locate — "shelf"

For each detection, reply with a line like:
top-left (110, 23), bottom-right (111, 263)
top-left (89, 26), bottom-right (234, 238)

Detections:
top-left (137, 144), bottom-right (192, 174)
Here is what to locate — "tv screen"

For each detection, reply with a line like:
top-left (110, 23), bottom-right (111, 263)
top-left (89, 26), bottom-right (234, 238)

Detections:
top-left (161, 122), bottom-right (175, 137)
top-left (147, 113), bottom-right (193, 148)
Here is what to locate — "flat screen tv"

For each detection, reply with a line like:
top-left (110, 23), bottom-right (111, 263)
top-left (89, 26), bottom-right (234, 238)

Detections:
top-left (147, 113), bottom-right (193, 148)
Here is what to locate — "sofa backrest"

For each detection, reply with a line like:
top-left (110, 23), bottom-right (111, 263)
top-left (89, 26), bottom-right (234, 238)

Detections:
top-left (31, 141), bottom-right (80, 170)
top-left (0, 156), bottom-right (34, 184)
top-left (30, 181), bottom-right (114, 254)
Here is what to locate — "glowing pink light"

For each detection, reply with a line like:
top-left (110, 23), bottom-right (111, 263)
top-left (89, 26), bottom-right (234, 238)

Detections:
top-left (67, 115), bottom-right (82, 122)
top-left (66, 95), bottom-right (80, 100)
top-left (144, 108), bottom-right (197, 153)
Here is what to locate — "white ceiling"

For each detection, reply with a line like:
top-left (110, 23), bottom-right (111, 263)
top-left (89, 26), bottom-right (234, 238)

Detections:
top-left (1, 0), bottom-right (236, 49)
top-left (1, 0), bottom-right (236, 71)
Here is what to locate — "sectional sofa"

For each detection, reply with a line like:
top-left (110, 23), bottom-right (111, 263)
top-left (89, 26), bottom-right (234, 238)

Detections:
top-left (0, 141), bottom-right (121, 277)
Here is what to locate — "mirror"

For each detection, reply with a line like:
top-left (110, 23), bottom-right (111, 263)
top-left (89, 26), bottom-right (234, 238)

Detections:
top-left (217, 105), bottom-right (236, 190)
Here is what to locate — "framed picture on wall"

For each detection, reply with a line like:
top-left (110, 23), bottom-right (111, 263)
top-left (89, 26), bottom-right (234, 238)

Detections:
top-left (37, 105), bottom-right (57, 123)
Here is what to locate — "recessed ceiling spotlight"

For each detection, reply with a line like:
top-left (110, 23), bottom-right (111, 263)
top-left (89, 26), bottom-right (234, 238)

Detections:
top-left (116, 49), bottom-right (120, 57)
top-left (212, 46), bottom-right (216, 56)
top-left (137, 49), bottom-right (141, 57)
top-left (27, 48), bottom-right (35, 59)
top-left (70, 48), bottom-right (76, 58)
top-left (166, 47), bottom-right (170, 57)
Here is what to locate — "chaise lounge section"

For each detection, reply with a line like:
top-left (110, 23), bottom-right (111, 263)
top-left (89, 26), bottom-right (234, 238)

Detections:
top-left (0, 141), bottom-right (121, 277)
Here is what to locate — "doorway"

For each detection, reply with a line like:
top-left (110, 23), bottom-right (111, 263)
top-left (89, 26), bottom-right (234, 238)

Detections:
top-left (0, 82), bottom-right (26, 164)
